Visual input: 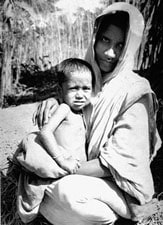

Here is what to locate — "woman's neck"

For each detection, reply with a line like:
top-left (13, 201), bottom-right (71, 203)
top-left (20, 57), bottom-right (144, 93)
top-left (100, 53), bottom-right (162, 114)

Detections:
top-left (102, 72), bottom-right (112, 84)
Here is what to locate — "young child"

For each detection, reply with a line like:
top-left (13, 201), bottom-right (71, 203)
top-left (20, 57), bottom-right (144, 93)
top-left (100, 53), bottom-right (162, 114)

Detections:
top-left (38, 58), bottom-right (95, 174)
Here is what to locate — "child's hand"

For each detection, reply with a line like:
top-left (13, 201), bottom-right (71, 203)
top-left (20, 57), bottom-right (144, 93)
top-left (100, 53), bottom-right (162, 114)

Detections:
top-left (57, 156), bottom-right (81, 174)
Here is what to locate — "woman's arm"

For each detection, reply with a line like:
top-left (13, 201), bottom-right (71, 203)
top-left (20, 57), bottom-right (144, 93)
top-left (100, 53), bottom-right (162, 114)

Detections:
top-left (76, 97), bottom-right (150, 180)
top-left (76, 158), bottom-right (112, 178)
top-left (99, 96), bottom-right (154, 204)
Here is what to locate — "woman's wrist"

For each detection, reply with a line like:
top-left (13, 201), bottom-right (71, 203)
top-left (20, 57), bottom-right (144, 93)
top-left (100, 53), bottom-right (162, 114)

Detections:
top-left (76, 158), bottom-right (111, 177)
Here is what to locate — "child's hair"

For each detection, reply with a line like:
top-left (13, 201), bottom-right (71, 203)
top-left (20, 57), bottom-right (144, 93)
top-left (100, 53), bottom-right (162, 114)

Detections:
top-left (56, 58), bottom-right (95, 90)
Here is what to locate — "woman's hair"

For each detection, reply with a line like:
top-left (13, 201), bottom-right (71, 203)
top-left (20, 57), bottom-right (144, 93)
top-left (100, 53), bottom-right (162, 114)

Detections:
top-left (95, 11), bottom-right (129, 41)
top-left (56, 58), bottom-right (96, 90)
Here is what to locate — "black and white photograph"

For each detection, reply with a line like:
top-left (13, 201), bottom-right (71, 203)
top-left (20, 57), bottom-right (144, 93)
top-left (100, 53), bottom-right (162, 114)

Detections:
top-left (1, 0), bottom-right (163, 224)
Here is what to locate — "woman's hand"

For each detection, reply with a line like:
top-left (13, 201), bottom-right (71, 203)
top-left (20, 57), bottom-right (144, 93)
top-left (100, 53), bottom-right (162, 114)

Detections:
top-left (33, 98), bottom-right (59, 129)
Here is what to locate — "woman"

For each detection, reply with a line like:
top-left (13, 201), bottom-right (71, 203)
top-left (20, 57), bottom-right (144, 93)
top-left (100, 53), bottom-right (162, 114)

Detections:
top-left (34, 2), bottom-right (161, 225)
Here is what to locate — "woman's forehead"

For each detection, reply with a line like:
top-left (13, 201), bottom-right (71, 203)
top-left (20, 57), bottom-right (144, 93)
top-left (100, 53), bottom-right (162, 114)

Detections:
top-left (95, 11), bottom-right (129, 41)
top-left (102, 24), bottom-right (125, 42)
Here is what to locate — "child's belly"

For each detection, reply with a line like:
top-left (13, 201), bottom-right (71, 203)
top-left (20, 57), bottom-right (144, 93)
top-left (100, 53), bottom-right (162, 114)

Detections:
top-left (54, 121), bottom-right (87, 162)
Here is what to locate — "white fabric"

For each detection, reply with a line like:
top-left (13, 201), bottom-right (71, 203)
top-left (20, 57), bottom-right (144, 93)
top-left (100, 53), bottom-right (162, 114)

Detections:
top-left (40, 175), bottom-right (121, 225)
top-left (86, 72), bottom-right (161, 204)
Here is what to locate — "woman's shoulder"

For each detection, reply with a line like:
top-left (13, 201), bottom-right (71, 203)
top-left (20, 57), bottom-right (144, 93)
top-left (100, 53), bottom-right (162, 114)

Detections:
top-left (124, 70), bottom-right (150, 86)
top-left (120, 70), bottom-right (152, 95)
top-left (121, 71), bottom-right (155, 111)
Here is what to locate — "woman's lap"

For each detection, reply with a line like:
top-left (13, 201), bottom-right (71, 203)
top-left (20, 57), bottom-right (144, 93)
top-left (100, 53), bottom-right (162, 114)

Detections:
top-left (40, 175), bottom-right (130, 225)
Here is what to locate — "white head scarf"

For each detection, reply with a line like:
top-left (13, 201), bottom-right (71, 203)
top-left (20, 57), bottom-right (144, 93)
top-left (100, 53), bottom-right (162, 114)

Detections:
top-left (85, 2), bottom-right (144, 94)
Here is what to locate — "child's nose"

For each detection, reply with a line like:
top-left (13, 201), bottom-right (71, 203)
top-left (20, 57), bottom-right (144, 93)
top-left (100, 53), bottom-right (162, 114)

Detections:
top-left (76, 90), bottom-right (83, 98)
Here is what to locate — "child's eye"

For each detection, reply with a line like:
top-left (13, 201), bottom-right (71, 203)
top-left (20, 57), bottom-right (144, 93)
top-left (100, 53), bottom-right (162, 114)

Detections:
top-left (83, 87), bottom-right (91, 91)
top-left (69, 87), bottom-right (76, 90)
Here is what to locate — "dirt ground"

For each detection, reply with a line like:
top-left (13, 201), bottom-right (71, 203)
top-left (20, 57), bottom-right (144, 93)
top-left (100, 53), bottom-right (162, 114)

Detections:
top-left (0, 103), bottom-right (39, 172)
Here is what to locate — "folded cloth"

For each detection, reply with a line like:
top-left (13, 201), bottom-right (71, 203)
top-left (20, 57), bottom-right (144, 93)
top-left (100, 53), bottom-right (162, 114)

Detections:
top-left (16, 132), bottom-right (66, 223)
top-left (16, 132), bottom-right (67, 178)
top-left (17, 172), bottom-right (57, 223)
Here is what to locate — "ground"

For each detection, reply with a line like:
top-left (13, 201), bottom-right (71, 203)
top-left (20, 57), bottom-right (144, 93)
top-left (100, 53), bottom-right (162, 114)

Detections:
top-left (0, 103), bottom-right (39, 172)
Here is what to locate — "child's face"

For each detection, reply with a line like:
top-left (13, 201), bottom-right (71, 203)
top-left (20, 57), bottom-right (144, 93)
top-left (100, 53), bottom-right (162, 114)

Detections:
top-left (61, 70), bottom-right (93, 112)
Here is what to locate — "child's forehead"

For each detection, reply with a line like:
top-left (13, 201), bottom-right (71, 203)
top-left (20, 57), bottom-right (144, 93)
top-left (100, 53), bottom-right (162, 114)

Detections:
top-left (67, 70), bottom-right (92, 80)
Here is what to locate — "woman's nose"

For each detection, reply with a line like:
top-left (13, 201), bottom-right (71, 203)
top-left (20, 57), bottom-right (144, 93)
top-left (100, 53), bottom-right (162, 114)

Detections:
top-left (104, 48), bottom-right (116, 58)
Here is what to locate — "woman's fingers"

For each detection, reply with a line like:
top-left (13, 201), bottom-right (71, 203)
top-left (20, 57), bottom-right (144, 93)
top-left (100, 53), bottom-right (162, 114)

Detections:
top-left (32, 102), bottom-right (42, 128)
top-left (39, 100), bottom-right (47, 128)
top-left (50, 103), bottom-right (59, 116)
top-left (40, 99), bottom-right (52, 126)
top-left (32, 109), bottom-right (37, 126)
top-left (32, 98), bottom-right (59, 129)
top-left (33, 101), bottom-right (47, 129)
top-left (43, 98), bottom-right (59, 124)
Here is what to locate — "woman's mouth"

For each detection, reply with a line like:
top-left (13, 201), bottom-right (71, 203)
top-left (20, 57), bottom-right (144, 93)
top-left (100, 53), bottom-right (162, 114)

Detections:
top-left (104, 58), bottom-right (115, 64)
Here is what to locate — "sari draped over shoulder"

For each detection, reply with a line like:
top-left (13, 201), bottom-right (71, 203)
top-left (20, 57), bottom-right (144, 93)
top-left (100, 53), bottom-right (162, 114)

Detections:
top-left (84, 2), bottom-right (161, 204)
top-left (84, 70), bottom-right (161, 204)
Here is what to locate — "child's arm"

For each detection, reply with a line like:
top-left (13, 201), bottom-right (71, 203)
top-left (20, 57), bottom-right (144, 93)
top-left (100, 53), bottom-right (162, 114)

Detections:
top-left (39, 103), bottom-right (69, 158)
top-left (39, 103), bottom-right (80, 173)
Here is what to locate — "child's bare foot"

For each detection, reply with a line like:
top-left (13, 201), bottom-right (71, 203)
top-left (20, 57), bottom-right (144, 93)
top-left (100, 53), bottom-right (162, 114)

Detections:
top-left (130, 198), bottom-right (160, 221)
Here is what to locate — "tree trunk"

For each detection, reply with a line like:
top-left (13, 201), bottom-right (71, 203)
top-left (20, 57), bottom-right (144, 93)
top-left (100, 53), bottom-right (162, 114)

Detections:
top-left (0, 28), bottom-right (15, 106)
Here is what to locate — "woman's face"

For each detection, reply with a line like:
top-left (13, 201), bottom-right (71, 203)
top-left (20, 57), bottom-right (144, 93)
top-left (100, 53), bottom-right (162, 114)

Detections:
top-left (95, 24), bottom-right (125, 74)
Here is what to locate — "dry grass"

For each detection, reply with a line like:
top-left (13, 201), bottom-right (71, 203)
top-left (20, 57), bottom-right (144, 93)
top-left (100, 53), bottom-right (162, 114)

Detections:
top-left (1, 162), bottom-right (23, 225)
top-left (1, 158), bottom-right (51, 225)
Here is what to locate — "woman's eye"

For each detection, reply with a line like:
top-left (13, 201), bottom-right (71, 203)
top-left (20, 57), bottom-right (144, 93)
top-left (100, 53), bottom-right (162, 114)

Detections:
top-left (102, 37), bottom-right (110, 43)
top-left (117, 43), bottom-right (124, 50)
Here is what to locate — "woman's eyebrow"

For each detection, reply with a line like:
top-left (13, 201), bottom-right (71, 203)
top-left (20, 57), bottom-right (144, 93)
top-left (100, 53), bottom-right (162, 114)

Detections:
top-left (102, 35), bottom-right (110, 40)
